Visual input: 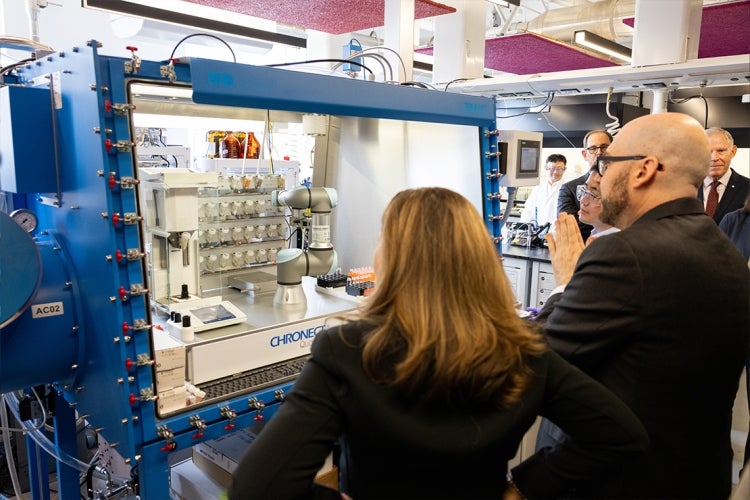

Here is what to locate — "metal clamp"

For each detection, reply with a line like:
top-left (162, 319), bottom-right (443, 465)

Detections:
top-left (274, 389), bottom-right (286, 402)
top-left (157, 425), bottom-right (176, 452)
top-left (248, 397), bottom-right (265, 421)
top-left (189, 415), bottom-right (207, 439)
top-left (220, 406), bottom-right (237, 430)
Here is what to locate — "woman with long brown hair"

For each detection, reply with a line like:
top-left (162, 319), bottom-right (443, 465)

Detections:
top-left (230, 187), bottom-right (647, 499)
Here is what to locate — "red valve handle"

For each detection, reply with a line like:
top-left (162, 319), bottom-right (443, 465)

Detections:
top-left (112, 213), bottom-right (121, 227)
top-left (125, 357), bottom-right (135, 371)
top-left (160, 442), bottom-right (176, 452)
top-left (104, 99), bottom-right (112, 113)
top-left (115, 249), bottom-right (124, 263)
top-left (126, 46), bottom-right (138, 52)
top-left (193, 432), bottom-right (204, 440)
top-left (122, 322), bottom-right (131, 334)
top-left (224, 423), bottom-right (235, 431)
top-left (105, 138), bottom-right (113, 152)
top-left (129, 393), bottom-right (137, 407)
top-left (109, 174), bottom-right (117, 190)
top-left (119, 286), bottom-right (128, 301)
top-left (253, 414), bottom-right (264, 421)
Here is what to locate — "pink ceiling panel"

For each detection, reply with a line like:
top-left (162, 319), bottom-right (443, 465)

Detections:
top-left (417, 33), bottom-right (618, 75)
top-left (623, 0), bottom-right (750, 58)
top-left (183, 0), bottom-right (455, 35)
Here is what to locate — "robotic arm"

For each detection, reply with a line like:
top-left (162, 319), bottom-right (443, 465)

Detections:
top-left (272, 186), bottom-right (338, 308)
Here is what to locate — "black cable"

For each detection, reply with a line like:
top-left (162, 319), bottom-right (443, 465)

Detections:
top-left (444, 78), bottom-right (469, 91)
top-left (0, 57), bottom-right (35, 76)
top-left (169, 33), bottom-right (236, 63)
top-left (266, 58), bottom-right (374, 77)
top-left (286, 227), bottom-right (300, 245)
top-left (85, 462), bottom-right (97, 499)
top-left (668, 93), bottom-right (709, 128)
top-left (400, 81), bottom-right (436, 90)
top-left (496, 92), bottom-right (555, 119)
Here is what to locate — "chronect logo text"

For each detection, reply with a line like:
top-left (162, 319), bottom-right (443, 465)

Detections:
top-left (270, 325), bottom-right (324, 348)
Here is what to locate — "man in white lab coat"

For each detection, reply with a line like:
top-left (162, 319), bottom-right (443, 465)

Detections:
top-left (519, 154), bottom-right (567, 231)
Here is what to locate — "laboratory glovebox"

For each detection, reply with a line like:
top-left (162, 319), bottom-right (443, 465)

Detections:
top-left (0, 40), bottom-right (502, 499)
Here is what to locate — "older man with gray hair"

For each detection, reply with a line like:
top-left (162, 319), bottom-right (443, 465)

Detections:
top-left (698, 127), bottom-right (750, 224)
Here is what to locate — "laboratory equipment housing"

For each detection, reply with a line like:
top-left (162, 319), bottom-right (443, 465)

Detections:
top-left (0, 41), bottom-right (511, 498)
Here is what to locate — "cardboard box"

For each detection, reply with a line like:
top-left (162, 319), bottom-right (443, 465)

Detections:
top-left (157, 384), bottom-right (186, 414)
top-left (154, 366), bottom-right (186, 393)
top-left (192, 427), bottom-right (336, 490)
top-left (192, 427), bottom-right (258, 489)
top-left (153, 329), bottom-right (186, 372)
top-left (170, 459), bottom-right (225, 500)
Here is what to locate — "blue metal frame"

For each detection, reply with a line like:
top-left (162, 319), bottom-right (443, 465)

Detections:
top-left (8, 42), bottom-right (500, 498)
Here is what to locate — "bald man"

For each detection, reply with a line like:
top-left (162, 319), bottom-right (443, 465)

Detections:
top-left (523, 113), bottom-right (749, 498)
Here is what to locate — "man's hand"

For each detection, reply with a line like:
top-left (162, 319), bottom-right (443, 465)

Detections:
top-left (545, 213), bottom-right (585, 287)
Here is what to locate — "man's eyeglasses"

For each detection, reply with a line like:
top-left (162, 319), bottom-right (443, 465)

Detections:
top-left (585, 145), bottom-right (609, 154)
top-left (547, 166), bottom-right (566, 173)
top-left (576, 185), bottom-right (601, 203)
top-left (597, 155), bottom-right (647, 175)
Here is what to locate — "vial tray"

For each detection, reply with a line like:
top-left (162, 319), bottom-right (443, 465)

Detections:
top-left (198, 355), bottom-right (309, 401)
top-left (317, 273), bottom-right (348, 288)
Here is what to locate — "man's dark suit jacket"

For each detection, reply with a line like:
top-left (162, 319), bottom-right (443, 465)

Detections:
top-left (720, 207), bottom-right (750, 260)
top-left (697, 168), bottom-right (750, 224)
top-left (538, 197), bottom-right (750, 499)
top-left (558, 173), bottom-right (593, 241)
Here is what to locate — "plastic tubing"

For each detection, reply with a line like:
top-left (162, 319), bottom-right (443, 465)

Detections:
top-left (1, 394), bottom-right (23, 499)
top-left (3, 391), bottom-right (91, 472)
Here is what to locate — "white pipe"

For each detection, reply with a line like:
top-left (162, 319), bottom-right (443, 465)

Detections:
top-left (25, 0), bottom-right (40, 43)
top-left (651, 89), bottom-right (669, 114)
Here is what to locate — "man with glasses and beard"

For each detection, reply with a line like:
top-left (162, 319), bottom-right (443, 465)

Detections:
top-left (536, 112), bottom-right (749, 498)
top-left (557, 129), bottom-right (612, 241)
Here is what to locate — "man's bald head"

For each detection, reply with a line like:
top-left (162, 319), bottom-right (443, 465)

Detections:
top-left (600, 113), bottom-right (710, 228)
top-left (614, 113), bottom-right (709, 188)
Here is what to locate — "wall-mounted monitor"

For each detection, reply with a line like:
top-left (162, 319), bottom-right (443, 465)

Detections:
top-left (498, 130), bottom-right (544, 187)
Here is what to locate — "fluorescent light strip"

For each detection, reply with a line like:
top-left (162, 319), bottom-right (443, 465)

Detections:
top-left (574, 30), bottom-right (632, 64)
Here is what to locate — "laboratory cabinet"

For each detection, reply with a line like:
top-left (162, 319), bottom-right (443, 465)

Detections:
top-left (502, 255), bottom-right (530, 309)
top-left (501, 245), bottom-right (554, 310)
top-left (529, 261), bottom-right (557, 309)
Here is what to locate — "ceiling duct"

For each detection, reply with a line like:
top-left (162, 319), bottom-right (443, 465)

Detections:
top-left (501, 0), bottom-right (638, 45)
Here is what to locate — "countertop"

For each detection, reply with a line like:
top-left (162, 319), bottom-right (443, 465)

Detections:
top-left (501, 243), bottom-right (551, 263)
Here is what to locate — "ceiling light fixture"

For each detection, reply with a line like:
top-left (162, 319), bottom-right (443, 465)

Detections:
top-left (573, 30), bottom-right (632, 64)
